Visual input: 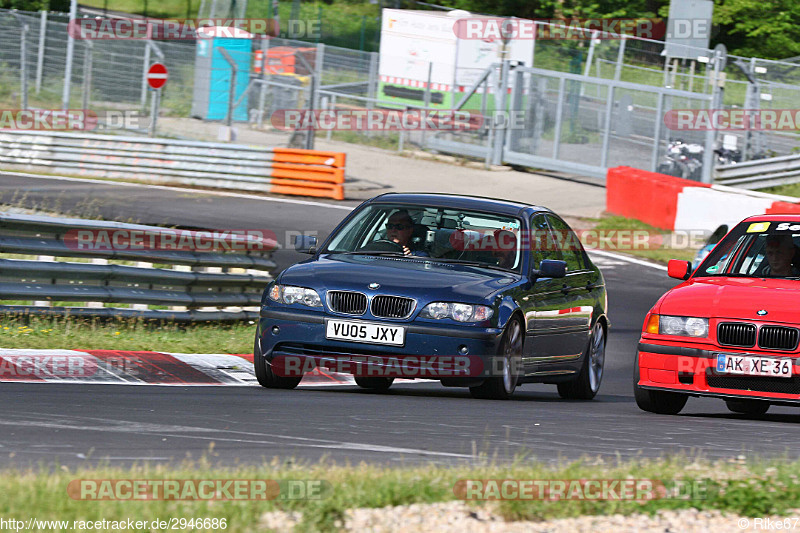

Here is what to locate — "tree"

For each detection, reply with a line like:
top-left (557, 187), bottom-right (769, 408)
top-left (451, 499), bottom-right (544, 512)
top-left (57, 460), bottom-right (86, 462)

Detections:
top-left (0, 0), bottom-right (48, 9)
top-left (438, 0), bottom-right (797, 59)
top-left (714, 0), bottom-right (800, 59)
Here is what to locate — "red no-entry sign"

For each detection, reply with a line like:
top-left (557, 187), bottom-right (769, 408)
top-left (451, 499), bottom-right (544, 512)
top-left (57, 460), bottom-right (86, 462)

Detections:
top-left (147, 63), bottom-right (168, 90)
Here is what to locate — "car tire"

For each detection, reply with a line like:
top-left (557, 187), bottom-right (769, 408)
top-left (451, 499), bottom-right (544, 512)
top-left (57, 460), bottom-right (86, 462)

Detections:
top-left (355, 377), bottom-right (394, 391)
top-left (725, 399), bottom-right (770, 416)
top-left (253, 332), bottom-right (302, 390)
top-left (469, 317), bottom-right (522, 400)
top-left (632, 353), bottom-right (688, 414)
top-left (558, 321), bottom-right (606, 400)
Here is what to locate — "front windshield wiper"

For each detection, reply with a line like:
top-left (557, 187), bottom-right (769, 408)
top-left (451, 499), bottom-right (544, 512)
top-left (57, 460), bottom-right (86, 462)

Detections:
top-left (429, 258), bottom-right (517, 273)
top-left (328, 253), bottom-right (516, 272)
top-left (329, 251), bottom-right (407, 257)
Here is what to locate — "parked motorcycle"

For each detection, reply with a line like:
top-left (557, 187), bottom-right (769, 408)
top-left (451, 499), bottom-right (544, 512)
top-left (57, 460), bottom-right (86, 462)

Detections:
top-left (657, 140), bottom-right (704, 181)
top-left (714, 146), bottom-right (742, 166)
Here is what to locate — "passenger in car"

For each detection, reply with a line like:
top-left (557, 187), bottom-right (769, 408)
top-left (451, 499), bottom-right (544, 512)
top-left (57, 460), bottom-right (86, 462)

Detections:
top-left (491, 229), bottom-right (518, 269)
top-left (764, 234), bottom-right (800, 277)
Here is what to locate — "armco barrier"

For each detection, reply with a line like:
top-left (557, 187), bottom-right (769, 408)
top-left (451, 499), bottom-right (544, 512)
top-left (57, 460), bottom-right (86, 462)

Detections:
top-left (607, 166), bottom-right (800, 233)
top-left (0, 131), bottom-right (346, 200)
top-left (0, 212), bottom-right (278, 321)
top-left (715, 154), bottom-right (800, 190)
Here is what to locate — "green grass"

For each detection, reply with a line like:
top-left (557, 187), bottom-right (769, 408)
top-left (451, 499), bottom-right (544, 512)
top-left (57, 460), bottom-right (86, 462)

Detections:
top-left (2, 456), bottom-right (800, 532)
top-left (0, 315), bottom-right (253, 353)
top-left (758, 182), bottom-right (800, 198)
top-left (159, 64), bottom-right (196, 117)
top-left (328, 130), bottom-right (402, 151)
top-left (583, 215), bottom-right (697, 264)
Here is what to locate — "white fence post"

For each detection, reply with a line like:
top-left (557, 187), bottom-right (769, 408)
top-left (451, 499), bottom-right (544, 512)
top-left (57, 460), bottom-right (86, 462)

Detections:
top-left (61, 0), bottom-right (77, 110)
top-left (35, 10), bottom-right (46, 94)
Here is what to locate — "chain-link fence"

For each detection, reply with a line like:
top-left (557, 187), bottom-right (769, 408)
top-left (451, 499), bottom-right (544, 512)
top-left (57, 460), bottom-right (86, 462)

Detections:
top-left (527, 21), bottom-right (800, 163)
top-left (0, 8), bottom-right (797, 181)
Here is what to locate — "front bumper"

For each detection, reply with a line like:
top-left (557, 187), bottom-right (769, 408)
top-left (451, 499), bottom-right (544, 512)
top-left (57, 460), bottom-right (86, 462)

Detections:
top-left (637, 341), bottom-right (800, 405)
top-left (258, 307), bottom-right (504, 379)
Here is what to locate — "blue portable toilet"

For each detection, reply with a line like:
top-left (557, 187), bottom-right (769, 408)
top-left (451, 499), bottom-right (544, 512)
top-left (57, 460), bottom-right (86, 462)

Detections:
top-left (191, 26), bottom-right (252, 121)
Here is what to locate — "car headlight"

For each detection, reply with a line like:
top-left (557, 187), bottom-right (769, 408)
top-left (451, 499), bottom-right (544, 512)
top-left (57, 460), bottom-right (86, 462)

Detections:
top-left (647, 314), bottom-right (708, 338)
top-left (420, 302), bottom-right (493, 322)
top-left (268, 284), bottom-right (322, 307)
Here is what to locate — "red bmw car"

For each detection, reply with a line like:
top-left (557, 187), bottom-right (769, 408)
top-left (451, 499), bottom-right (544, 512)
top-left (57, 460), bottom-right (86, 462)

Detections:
top-left (635, 215), bottom-right (800, 416)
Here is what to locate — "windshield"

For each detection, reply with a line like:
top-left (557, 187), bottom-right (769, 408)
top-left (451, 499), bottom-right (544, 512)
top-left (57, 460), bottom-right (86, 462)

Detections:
top-left (322, 203), bottom-right (524, 271)
top-left (695, 221), bottom-right (800, 279)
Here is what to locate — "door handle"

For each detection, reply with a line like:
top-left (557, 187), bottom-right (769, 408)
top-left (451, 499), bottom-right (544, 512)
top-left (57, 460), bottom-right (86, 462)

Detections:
top-left (561, 284), bottom-right (571, 294)
top-left (585, 282), bottom-right (597, 291)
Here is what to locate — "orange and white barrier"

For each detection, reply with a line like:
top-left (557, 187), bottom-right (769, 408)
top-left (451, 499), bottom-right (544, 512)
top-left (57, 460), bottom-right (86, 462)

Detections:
top-left (607, 166), bottom-right (800, 233)
top-left (269, 148), bottom-right (346, 200)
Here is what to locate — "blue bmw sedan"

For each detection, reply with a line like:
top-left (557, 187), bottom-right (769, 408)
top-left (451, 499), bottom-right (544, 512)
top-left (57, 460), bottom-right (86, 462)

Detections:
top-left (255, 193), bottom-right (608, 400)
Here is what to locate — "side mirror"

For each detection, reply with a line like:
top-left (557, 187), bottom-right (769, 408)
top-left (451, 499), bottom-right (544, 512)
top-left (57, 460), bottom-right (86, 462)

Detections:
top-left (294, 235), bottom-right (317, 254)
top-left (667, 259), bottom-right (691, 280)
top-left (532, 259), bottom-right (567, 279)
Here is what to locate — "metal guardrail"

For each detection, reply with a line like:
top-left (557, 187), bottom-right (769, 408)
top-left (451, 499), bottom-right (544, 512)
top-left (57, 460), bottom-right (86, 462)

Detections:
top-left (0, 212), bottom-right (279, 321)
top-left (0, 131), bottom-right (346, 200)
top-left (715, 154), bottom-right (800, 190)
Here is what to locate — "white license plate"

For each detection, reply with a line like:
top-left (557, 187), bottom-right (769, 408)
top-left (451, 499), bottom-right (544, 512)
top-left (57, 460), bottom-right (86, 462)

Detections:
top-left (325, 319), bottom-right (405, 346)
top-left (715, 353), bottom-right (793, 378)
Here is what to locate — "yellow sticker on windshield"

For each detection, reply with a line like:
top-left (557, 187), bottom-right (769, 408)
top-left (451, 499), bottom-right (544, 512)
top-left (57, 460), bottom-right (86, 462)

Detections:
top-left (747, 222), bottom-right (770, 233)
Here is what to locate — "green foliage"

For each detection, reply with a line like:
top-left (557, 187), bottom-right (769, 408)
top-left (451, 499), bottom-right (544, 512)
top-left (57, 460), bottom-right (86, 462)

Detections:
top-left (441, 0), bottom-right (659, 20)
top-left (758, 182), bottom-right (800, 198)
top-left (714, 0), bottom-right (800, 59)
top-left (438, 0), bottom-right (798, 60)
top-left (22, 0), bottom-right (798, 60)
top-left (0, 0), bottom-right (47, 9)
top-left (585, 215), bottom-right (697, 263)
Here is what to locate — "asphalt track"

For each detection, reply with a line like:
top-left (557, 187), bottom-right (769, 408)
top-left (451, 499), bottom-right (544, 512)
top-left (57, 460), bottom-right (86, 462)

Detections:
top-left (1, 173), bottom-right (800, 467)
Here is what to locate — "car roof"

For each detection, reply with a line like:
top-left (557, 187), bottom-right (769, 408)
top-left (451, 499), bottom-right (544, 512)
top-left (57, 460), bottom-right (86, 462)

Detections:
top-left (742, 214), bottom-right (800, 223)
top-left (365, 192), bottom-right (551, 217)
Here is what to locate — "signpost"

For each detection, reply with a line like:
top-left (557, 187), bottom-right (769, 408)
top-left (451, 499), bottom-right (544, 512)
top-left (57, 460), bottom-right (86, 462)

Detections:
top-left (147, 63), bottom-right (168, 136)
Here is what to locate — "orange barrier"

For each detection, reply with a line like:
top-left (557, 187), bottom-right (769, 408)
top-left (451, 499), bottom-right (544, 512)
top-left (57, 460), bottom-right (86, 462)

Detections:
top-left (766, 201), bottom-right (800, 215)
top-left (264, 46), bottom-right (316, 75)
top-left (606, 166), bottom-right (709, 230)
top-left (267, 148), bottom-right (346, 200)
top-left (273, 148), bottom-right (347, 168)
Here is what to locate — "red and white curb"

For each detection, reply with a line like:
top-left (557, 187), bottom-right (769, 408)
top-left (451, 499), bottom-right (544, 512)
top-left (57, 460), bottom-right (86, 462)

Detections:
top-left (0, 349), bottom-right (354, 387)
